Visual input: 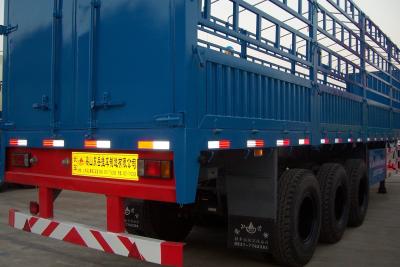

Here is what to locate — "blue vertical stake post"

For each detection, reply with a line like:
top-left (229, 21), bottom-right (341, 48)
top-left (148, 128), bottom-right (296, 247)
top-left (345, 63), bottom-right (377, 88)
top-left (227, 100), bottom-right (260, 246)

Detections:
top-left (388, 41), bottom-right (393, 135)
top-left (359, 12), bottom-right (368, 140)
top-left (51, 0), bottom-right (63, 137)
top-left (309, 0), bottom-right (320, 145)
top-left (88, 0), bottom-right (101, 139)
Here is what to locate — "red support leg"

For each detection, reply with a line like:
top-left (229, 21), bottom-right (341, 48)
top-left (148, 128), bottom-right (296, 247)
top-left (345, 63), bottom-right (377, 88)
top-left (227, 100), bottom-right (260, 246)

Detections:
top-left (39, 187), bottom-right (54, 218)
top-left (106, 196), bottom-right (124, 233)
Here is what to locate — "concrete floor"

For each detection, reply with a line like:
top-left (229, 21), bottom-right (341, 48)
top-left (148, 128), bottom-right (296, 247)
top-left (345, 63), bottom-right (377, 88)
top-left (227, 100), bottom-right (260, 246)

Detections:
top-left (0, 176), bottom-right (399, 267)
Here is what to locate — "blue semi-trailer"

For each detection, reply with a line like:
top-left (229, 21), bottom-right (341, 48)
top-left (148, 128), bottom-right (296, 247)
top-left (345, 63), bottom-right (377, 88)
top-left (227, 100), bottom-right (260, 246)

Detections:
top-left (1, 0), bottom-right (399, 266)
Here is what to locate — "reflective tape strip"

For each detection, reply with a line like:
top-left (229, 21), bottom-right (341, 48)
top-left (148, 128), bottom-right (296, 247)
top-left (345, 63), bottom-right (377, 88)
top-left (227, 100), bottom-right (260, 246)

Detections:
top-left (9, 210), bottom-right (184, 267)
top-left (9, 139), bottom-right (28, 147)
top-left (247, 140), bottom-right (265, 148)
top-left (208, 140), bottom-right (231, 150)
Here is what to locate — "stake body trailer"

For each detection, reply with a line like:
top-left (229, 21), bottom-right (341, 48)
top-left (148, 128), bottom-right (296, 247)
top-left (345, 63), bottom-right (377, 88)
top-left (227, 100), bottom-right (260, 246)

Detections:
top-left (1, 0), bottom-right (399, 266)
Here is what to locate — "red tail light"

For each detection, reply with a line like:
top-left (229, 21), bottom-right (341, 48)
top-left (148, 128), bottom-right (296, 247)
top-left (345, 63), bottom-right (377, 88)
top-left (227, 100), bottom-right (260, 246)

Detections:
top-left (145, 160), bottom-right (161, 177)
top-left (138, 159), bottom-right (172, 179)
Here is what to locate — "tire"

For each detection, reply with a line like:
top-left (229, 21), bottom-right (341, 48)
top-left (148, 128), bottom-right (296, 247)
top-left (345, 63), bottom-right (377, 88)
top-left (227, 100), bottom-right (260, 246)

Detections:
top-left (272, 169), bottom-right (321, 267)
top-left (317, 163), bottom-right (350, 243)
top-left (125, 200), bottom-right (193, 242)
top-left (345, 159), bottom-right (369, 227)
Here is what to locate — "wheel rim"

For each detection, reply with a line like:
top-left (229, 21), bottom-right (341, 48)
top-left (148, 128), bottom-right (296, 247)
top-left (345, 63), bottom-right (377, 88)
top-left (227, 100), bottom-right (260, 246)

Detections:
top-left (334, 185), bottom-right (346, 221)
top-left (298, 193), bottom-right (317, 243)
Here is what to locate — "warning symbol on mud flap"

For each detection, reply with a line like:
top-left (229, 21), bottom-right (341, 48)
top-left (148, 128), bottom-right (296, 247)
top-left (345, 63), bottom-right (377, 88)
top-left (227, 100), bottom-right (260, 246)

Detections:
top-left (228, 215), bottom-right (273, 252)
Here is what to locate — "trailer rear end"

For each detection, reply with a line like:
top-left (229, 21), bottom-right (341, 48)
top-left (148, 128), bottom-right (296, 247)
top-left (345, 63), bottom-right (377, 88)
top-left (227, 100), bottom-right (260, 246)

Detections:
top-left (1, 0), bottom-right (400, 266)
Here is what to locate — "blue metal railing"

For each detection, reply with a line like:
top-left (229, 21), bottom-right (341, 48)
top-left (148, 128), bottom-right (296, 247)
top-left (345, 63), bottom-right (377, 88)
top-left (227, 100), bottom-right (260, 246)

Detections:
top-left (197, 0), bottom-right (400, 111)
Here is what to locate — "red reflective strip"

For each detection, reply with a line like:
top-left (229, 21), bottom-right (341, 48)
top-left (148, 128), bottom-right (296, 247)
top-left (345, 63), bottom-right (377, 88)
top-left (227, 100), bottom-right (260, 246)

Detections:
top-left (283, 139), bottom-right (290, 146)
top-left (29, 217), bottom-right (39, 227)
top-left (42, 221), bottom-right (60, 237)
top-left (8, 209), bottom-right (16, 227)
top-left (91, 230), bottom-right (114, 253)
top-left (9, 139), bottom-right (18, 145)
top-left (63, 227), bottom-right (88, 247)
top-left (219, 140), bottom-right (231, 149)
top-left (118, 236), bottom-right (144, 260)
top-left (304, 139), bottom-right (310, 145)
top-left (23, 219), bottom-right (32, 232)
top-left (255, 140), bottom-right (265, 147)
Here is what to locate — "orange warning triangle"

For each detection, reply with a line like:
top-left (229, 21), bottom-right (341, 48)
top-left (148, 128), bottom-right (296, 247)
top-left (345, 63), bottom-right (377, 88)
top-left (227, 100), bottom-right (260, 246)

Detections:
top-left (22, 220), bottom-right (31, 232)
top-left (63, 227), bottom-right (87, 247)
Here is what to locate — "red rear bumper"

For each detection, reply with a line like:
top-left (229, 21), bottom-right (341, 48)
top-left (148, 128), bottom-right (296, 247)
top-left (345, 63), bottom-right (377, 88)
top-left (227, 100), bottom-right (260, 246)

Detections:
top-left (5, 148), bottom-right (177, 203)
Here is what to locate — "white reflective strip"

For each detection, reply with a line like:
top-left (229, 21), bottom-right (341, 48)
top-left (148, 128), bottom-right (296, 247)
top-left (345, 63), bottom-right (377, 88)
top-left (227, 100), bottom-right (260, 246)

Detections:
top-left (153, 141), bottom-right (170, 150)
top-left (299, 139), bottom-right (306, 145)
top-left (208, 141), bottom-right (220, 149)
top-left (10, 211), bottom-right (174, 266)
top-left (102, 232), bottom-right (129, 256)
top-left (50, 224), bottom-right (72, 240)
top-left (130, 236), bottom-right (162, 264)
top-left (96, 140), bottom-right (111, 149)
top-left (18, 140), bottom-right (28, 146)
top-left (30, 218), bottom-right (51, 234)
top-left (52, 140), bottom-right (65, 147)
top-left (14, 212), bottom-right (28, 229)
top-left (276, 140), bottom-right (284, 146)
top-left (247, 140), bottom-right (256, 148)
top-left (76, 226), bottom-right (103, 251)
top-left (357, 138), bottom-right (362, 142)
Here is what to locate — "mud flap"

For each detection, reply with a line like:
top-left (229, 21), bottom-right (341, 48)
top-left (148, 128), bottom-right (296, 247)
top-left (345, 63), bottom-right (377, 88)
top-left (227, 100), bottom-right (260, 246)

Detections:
top-left (124, 200), bottom-right (146, 233)
top-left (225, 149), bottom-right (277, 252)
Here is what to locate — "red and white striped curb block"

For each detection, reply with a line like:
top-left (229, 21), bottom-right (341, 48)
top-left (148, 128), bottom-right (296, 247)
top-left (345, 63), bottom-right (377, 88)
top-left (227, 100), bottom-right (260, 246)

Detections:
top-left (9, 209), bottom-right (184, 267)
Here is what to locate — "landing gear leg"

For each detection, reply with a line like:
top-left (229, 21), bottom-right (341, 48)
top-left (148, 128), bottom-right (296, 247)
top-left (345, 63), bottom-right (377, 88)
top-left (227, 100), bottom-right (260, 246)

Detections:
top-left (378, 180), bottom-right (387, 194)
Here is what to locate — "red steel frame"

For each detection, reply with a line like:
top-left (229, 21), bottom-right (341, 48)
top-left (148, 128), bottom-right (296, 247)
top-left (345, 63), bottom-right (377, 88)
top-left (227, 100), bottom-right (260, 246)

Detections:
top-left (32, 187), bottom-right (127, 233)
top-left (5, 148), bottom-right (184, 266)
top-left (5, 148), bottom-right (177, 232)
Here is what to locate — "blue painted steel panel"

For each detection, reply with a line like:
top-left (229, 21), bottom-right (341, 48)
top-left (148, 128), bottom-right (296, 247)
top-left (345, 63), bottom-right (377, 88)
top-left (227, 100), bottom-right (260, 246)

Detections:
top-left (320, 92), bottom-right (363, 126)
top-left (4, 0), bottom-right (176, 132)
top-left (94, 0), bottom-right (175, 128)
top-left (5, 0), bottom-right (53, 129)
top-left (2, 0), bottom-right (400, 203)
top-left (204, 61), bottom-right (311, 124)
top-left (368, 106), bottom-right (390, 129)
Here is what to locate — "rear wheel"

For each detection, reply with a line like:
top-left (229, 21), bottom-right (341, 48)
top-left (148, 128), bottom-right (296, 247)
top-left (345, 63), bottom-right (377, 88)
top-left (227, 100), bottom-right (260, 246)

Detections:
top-left (125, 200), bottom-right (194, 242)
top-left (346, 159), bottom-right (369, 227)
top-left (317, 163), bottom-right (350, 243)
top-left (272, 169), bottom-right (321, 267)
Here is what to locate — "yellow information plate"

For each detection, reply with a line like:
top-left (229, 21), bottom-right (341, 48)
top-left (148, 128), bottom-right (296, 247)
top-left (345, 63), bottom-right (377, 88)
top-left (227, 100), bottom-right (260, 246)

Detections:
top-left (72, 152), bottom-right (138, 181)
